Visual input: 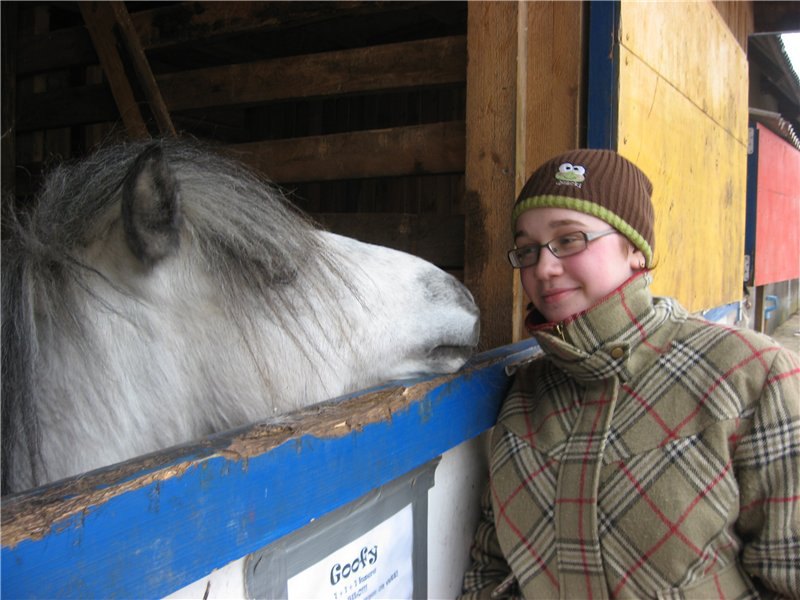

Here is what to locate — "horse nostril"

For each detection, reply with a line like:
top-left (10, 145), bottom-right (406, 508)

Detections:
top-left (427, 344), bottom-right (475, 371)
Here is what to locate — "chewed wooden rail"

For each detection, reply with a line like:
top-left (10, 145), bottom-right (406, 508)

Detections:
top-left (1, 339), bottom-right (540, 599)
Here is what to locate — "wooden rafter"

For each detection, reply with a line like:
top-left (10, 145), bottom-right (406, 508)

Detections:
top-left (79, 0), bottom-right (175, 138)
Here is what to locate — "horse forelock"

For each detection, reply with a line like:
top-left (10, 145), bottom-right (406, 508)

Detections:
top-left (21, 138), bottom-right (353, 315)
top-left (160, 141), bottom-right (360, 331)
top-left (10, 136), bottom-right (359, 344)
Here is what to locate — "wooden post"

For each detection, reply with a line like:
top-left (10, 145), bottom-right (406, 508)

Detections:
top-left (754, 285), bottom-right (766, 332)
top-left (464, 1), bottom-right (518, 351)
top-left (79, 0), bottom-right (175, 138)
top-left (512, 1), bottom-right (586, 340)
top-left (465, 1), bottom-right (586, 348)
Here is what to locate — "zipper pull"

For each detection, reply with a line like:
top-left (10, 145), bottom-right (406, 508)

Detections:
top-left (555, 322), bottom-right (566, 342)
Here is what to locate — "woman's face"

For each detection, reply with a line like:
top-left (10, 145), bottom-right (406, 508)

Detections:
top-left (514, 207), bottom-right (643, 323)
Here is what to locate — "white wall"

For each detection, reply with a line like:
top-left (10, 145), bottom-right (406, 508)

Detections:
top-left (427, 433), bottom-right (489, 599)
top-left (167, 435), bottom-right (490, 599)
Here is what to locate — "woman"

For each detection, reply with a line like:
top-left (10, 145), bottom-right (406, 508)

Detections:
top-left (460, 149), bottom-right (799, 599)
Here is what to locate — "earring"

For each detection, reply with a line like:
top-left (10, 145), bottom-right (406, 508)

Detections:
top-left (639, 260), bottom-right (646, 269)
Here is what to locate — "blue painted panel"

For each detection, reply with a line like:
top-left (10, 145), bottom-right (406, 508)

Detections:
top-left (587, 0), bottom-right (620, 150)
top-left (701, 301), bottom-right (740, 323)
top-left (1, 340), bottom-right (539, 599)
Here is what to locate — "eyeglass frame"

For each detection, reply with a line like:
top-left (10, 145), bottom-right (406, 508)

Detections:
top-left (507, 229), bottom-right (619, 268)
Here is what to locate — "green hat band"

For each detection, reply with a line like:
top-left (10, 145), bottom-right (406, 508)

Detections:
top-left (512, 195), bottom-right (654, 267)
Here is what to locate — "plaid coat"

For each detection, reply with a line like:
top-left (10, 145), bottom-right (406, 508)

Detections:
top-left (461, 274), bottom-right (800, 599)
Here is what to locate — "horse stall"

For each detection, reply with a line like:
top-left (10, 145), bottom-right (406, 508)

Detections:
top-left (1, 2), bottom-right (524, 597)
top-left (0, 0), bottom-right (778, 598)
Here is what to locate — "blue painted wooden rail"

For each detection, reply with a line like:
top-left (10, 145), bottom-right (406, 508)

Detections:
top-left (1, 339), bottom-right (539, 599)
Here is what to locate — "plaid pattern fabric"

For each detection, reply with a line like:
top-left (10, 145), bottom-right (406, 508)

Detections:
top-left (461, 274), bottom-right (800, 599)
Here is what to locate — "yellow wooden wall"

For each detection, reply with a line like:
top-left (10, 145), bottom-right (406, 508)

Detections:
top-left (617, 0), bottom-right (749, 311)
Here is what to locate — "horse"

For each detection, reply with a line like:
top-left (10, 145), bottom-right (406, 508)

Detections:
top-left (1, 139), bottom-right (480, 494)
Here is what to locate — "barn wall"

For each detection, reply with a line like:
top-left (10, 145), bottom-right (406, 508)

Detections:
top-left (2, 2), bottom-right (781, 597)
top-left (616, 0), bottom-right (749, 312)
top-left (8, 1), bottom-right (471, 273)
top-left (713, 0), bottom-right (754, 51)
top-left (0, 0), bottom-right (776, 337)
top-left (751, 123), bottom-right (800, 287)
top-left (4, 1), bottom-right (590, 352)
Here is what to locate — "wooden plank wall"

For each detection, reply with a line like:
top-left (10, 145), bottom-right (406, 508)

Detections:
top-left (713, 0), bottom-right (754, 51)
top-left (616, 0), bottom-right (750, 312)
top-left (8, 1), bottom-right (470, 276)
top-left (6, 0), bottom-right (758, 347)
top-left (6, 1), bottom-right (590, 351)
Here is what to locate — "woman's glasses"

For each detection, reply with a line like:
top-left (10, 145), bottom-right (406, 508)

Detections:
top-left (507, 229), bottom-right (618, 268)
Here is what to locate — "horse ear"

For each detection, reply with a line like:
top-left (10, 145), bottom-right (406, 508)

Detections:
top-left (121, 144), bottom-right (181, 266)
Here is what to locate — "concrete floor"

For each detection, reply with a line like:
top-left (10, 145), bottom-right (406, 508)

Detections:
top-left (769, 311), bottom-right (800, 354)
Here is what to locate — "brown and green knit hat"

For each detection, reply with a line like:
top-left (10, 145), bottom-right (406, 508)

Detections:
top-left (512, 148), bottom-right (655, 267)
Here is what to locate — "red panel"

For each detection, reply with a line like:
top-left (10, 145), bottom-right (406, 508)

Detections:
top-left (754, 123), bottom-right (800, 286)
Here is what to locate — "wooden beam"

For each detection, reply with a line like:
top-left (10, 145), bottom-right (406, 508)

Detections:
top-left (463, 1), bottom-right (586, 348)
top-left (16, 33), bottom-right (464, 132)
top-left (135, 1), bottom-right (428, 49)
top-left (16, 123), bottom-right (464, 196)
top-left (314, 213), bottom-right (465, 268)
top-left (17, 27), bottom-right (98, 76)
top-left (17, 35), bottom-right (466, 131)
top-left (16, 83), bottom-right (117, 132)
top-left (159, 36), bottom-right (466, 111)
top-left (752, 0), bottom-right (799, 34)
top-left (231, 121), bottom-right (465, 183)
top-left (16, 2), bottom-right (435, 76)
top-left (463, 2), bottom-right (518, 351)
top-left (79, 0), bottom-right (175, 138)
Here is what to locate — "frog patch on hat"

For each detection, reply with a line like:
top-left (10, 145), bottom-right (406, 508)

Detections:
top-left (555, 162), bottom-right (585, 187)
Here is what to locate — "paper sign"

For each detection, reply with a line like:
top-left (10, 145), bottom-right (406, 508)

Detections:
top-left (287, 503), bottom-right (414, 600)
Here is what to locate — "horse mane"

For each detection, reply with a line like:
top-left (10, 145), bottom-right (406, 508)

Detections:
top-left (1, 138), bottom-right (356, 493)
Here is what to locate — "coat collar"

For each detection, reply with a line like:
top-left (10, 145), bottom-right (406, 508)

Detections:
top-left (524, 272), bottom-right (664, 382)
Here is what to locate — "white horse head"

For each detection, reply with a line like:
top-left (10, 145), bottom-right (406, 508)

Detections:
top-left (1, 140), bottom-right (479, 493)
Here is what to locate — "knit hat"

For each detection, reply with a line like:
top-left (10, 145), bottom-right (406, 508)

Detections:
top-left (512, 149), bottom-right (655, 267)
